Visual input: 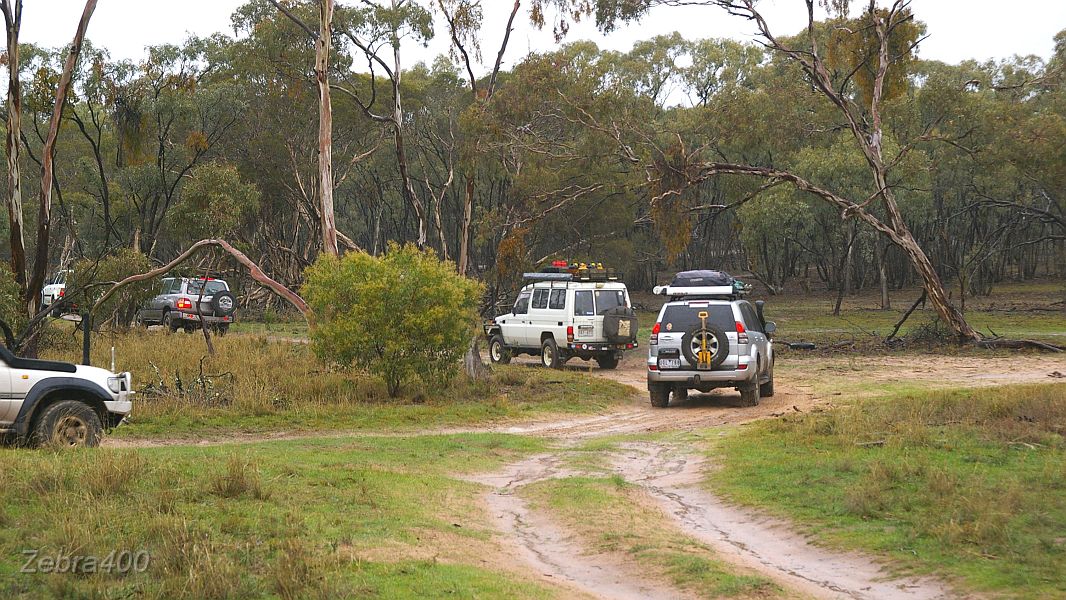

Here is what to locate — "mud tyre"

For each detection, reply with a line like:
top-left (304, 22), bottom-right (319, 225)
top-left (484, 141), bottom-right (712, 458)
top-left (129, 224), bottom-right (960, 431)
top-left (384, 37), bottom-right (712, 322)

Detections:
top-left (595, 353), bottom-right (619, 370)
top-left (649, 382), bottom-right (670, 408)
top-left (540, 338), bottom-right (561, 369)
top-left (32, 400), bottom-right (103, 448)
top-left (740, 382), bottom-right (760, 407)
top-left (489, 335), bottom-right (511, 365)
top-left (163, 311), bottom-right (179, 334)
top-left (760, 363), bottom-right (774, 398)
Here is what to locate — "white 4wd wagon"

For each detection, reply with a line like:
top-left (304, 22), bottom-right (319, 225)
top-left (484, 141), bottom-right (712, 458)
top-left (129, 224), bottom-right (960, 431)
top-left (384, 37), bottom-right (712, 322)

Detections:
top-left (0, 346), bottom-right (132, 447)
top-left (486, 269), bottom-right (639, 369)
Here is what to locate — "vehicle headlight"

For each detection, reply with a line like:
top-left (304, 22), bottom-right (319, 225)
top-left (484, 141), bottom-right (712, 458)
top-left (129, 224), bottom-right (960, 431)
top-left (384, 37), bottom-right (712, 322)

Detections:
top-left (107, 376), bottom-right (124, 394)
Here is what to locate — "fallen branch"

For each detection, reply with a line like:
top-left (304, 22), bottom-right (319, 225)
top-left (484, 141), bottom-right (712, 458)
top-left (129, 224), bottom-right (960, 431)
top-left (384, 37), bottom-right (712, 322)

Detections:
top-left (92, 239), bottom-right (312, 324)
top-left (886, 289), bottom-right (926, 342)
top-left (976, 339), bottom-right (1064, 352)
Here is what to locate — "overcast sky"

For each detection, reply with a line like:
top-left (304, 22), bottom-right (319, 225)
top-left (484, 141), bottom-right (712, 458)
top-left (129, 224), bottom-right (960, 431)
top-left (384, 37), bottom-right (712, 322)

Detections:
top-left (18, 1), bottom-right (1066, 73)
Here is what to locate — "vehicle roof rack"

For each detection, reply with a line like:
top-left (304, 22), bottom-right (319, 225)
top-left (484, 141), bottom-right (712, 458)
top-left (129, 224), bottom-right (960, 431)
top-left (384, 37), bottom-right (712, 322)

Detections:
top-left (522, 272), bottom-right (574, 282)
top-left (652, 284), bottom-right (750, 300)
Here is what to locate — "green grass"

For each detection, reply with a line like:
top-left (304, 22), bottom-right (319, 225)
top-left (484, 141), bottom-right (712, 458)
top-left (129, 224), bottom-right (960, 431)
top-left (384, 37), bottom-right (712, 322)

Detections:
top-left (40, 330), bottom-right (631, 439)
top-left (0, 433), bottom-right (556, 599)
top-left (708, 383), bottom-right (1066, 598)
top-left (522, 476), bottom-right (778, 598)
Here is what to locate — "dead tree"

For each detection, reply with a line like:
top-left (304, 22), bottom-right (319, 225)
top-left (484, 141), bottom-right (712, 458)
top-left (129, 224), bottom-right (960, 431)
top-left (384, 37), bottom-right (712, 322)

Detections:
top-left (1, 0), bottom-right (25, 289)
top-left (24, 0), bottom-right (98, 316)
top-left (629, 0), bottom-right (980, 341)
top-left (265, 0), bottom-right (339, 256)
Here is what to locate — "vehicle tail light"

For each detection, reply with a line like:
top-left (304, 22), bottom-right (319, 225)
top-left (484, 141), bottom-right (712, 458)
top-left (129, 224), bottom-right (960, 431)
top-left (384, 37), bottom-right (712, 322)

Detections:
top-left (567, 325), bottom-right (574, 343)
top-left (736, 321), bottom-right (749, 344)
top-left (59, 288), bottom-right (65, 297)
top-left (650, 322), bottom-right (661, 345)
top-left (737, 363), bottom-right (748, 370)
top-left (176, 298), bottom-right (193, 311)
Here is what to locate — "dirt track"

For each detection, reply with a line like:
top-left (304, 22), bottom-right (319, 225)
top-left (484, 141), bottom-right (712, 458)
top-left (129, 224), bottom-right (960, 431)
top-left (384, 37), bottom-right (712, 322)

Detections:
top-left (473, 352), bottom-right (1065, 599)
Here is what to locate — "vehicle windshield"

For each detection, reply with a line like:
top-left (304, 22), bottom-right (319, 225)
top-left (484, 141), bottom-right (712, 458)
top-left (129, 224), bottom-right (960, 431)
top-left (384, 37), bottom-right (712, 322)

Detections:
top-left (595, 290), bottom-right (626, 314)
top-left (660, 305), bottom-right (734, 332)
top-left (186, 280), bottom-right (227, 296)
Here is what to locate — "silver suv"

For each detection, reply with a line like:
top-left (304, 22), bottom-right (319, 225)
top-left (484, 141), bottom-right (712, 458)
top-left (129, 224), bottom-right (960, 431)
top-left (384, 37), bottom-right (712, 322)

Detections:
top-left (136, 277), bottom-right (237, 334)
top-left (646, 277), bottom-right (775, 408)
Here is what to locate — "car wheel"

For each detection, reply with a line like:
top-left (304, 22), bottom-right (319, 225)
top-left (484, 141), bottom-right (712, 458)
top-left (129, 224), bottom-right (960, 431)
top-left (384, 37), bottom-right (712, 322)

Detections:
top-left (489, 335), bottom-right (511, 364)
top-left (595, 353), bottom-right (619, 370)
top-left (649, 382), bottom-right (670, 408)
top-left (740, 381), bottom-right (760, 407)
top-left (162, 311), bottom-right (179, 333)
top-left (760, 361), bottom-right (775, 397)
top-left (673, 387), bottom-right (689, 403)
top-left (32, 400), bottom-right (103, 448)
top-left (540, 337), bottom-right (561, 369)
top-left (216, 324), bottom-right (229, 336)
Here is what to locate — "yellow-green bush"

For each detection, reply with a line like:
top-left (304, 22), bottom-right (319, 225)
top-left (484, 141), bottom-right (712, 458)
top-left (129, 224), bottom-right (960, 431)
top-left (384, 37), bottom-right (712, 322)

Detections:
top-left (303, 244), bottom-right (483, 397)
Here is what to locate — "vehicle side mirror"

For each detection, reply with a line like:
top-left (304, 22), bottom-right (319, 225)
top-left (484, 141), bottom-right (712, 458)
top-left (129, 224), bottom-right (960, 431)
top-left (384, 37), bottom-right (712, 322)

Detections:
top-left (764, 321), bottom-right (777, 336)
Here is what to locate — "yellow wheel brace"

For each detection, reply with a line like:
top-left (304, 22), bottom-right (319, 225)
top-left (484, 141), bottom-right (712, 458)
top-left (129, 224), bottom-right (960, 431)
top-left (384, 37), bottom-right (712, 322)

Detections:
top-left (697, 311), bottom-right (713, 367)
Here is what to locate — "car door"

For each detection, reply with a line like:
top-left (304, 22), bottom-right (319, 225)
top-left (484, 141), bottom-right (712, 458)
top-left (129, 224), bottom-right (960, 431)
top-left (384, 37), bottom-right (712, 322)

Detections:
top-left (148, 279), bottom-right (174, 322)
top-left (527, 287), bottom-right (554, 347)
top-left (571, 289), bottom-right (596, 343)
top-left (499, 290), bottom-right (531, 348)
top-left (740, 303), bottom-right (769, 374)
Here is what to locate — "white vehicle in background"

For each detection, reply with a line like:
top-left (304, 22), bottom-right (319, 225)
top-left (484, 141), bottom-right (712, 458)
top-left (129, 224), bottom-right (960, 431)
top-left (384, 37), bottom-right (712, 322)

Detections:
top-left (485, 262), bottom-right (639, 369)
top-left (41, 269), bottom-right (71, 316)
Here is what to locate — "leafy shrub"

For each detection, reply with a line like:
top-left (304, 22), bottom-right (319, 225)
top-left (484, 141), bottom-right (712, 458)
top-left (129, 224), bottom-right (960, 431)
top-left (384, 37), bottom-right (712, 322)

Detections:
top-left (69, 248), bottom-right (155, 328)
top-left (303, 243), bottom-right (483, 397)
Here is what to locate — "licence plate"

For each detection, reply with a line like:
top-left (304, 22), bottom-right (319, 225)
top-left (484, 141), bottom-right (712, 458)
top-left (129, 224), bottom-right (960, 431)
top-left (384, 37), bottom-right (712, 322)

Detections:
top-left (579, 326), bottom-right (594, 336)
top-left (658, 358), bottom-right (681, 370)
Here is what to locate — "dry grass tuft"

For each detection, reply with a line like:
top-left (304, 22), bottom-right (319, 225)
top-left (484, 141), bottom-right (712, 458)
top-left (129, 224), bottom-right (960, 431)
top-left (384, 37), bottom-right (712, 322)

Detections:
top-left (209, 455), bottom-right (270, 500)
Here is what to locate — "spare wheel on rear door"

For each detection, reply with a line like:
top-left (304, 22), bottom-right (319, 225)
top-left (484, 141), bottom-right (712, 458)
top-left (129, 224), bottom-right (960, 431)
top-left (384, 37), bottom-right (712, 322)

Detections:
top-left (212, 291), bottom-right (237, 316)
top-left (603, 306), bottom-right (638, 344)
top-left (681, 325), bottom-right (729, 369)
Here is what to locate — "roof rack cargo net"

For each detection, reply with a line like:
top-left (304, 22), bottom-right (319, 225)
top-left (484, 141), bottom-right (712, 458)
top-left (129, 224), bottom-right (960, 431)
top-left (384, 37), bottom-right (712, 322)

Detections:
top-left (653, 269), bottom-right (751, 299)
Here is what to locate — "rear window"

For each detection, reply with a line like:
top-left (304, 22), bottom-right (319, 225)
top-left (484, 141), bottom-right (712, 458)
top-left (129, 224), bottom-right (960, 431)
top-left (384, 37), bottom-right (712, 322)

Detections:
top-left (186, 280), bottom-right (228, 296)
top-left (574, 291), bottom-right (594, 316)
top-left (660, 305), bottom-right (734, 332)
top-left (594, 290), bottom-right (626, 314)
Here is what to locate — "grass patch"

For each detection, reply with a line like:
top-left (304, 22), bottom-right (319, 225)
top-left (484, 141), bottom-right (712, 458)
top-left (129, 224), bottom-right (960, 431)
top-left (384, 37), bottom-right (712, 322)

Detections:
top-left (709, 383), bottom-right (1066, 598)
top-left (40, 330), bottom-right (630, 438)
top-left (0, 433), bottom-right (555, 599)
top-left (522, 476), bottom-right (778, 598)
